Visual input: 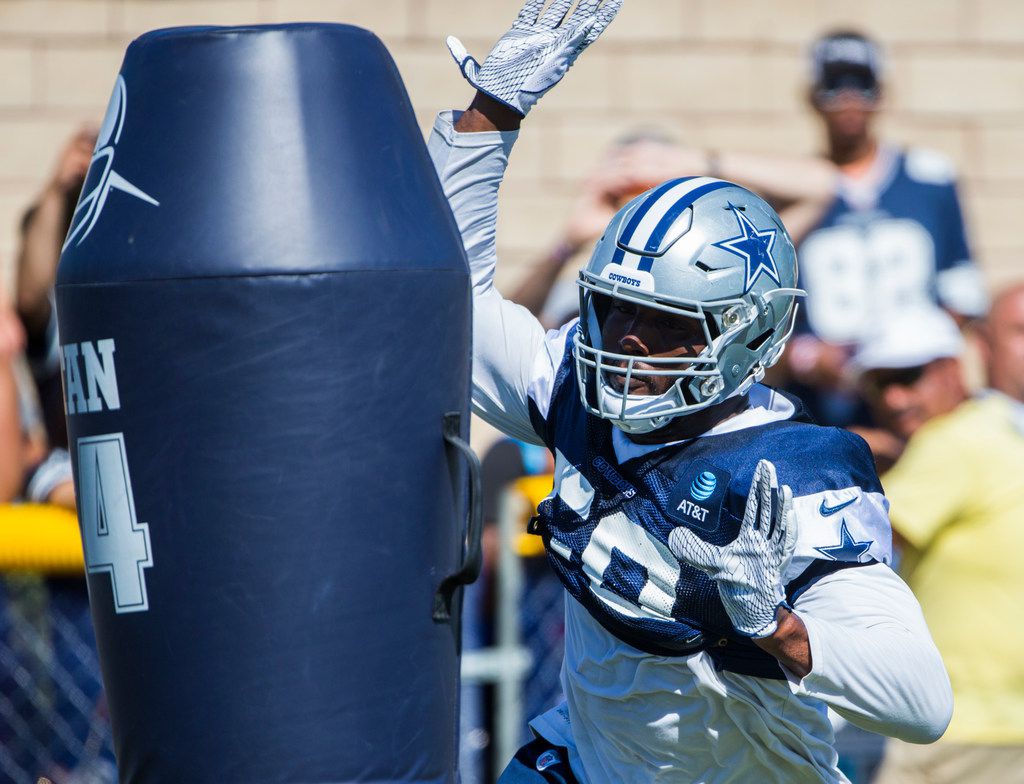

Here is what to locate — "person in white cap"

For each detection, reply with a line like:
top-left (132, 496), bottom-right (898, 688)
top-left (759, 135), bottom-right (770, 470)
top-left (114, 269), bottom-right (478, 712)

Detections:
top-left (858, 289), bottom-right (1024, 783)
top-left (850, 305), bottom-right (968, 472)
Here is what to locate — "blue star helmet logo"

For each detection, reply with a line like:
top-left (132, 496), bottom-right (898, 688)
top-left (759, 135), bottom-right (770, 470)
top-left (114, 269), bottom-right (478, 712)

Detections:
top-left (713, 203), bottom-right (780, 293)
top-left (814, 520), bottom-right (873, 562)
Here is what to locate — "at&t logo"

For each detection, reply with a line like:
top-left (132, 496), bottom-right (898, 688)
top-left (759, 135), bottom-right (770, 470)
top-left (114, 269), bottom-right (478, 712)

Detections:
top-left (689, 471), bottom-right (717, 501)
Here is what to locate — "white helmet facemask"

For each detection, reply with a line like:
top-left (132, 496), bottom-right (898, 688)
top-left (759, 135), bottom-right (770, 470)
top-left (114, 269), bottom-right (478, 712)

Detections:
top-left (573, 177), bottom-right (806, 434)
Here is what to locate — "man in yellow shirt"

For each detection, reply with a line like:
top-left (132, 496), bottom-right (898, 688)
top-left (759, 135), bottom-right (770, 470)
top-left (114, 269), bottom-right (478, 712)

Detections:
top-left (854, 288), bottom-right (1024, 783)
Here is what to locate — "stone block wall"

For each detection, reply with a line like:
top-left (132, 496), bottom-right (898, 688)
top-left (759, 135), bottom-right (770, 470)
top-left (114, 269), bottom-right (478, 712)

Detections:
top-left (1, 0), bottom-right (1021, 291)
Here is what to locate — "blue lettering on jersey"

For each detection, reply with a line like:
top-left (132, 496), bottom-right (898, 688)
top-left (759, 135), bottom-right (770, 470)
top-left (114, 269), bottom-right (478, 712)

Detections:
top-left (593, 455), bottom-right (636, 498)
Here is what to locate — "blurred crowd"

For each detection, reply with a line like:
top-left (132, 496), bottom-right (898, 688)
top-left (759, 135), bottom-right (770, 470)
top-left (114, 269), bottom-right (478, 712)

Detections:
top-left (0, 26), bottom-right (1021, 784)
top-left (1, 123), bottom-right (117, 784)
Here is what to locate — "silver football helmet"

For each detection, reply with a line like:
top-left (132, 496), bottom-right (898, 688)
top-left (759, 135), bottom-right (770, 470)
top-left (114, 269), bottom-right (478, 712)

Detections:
top-left (574, 176), bottom-right (806, 434)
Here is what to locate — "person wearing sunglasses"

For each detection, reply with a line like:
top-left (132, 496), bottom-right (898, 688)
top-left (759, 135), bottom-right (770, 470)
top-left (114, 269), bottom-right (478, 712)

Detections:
top-left (851, 293), bottom-right (1024, 783)
top-left (849, 306), bottom-right (968, 473)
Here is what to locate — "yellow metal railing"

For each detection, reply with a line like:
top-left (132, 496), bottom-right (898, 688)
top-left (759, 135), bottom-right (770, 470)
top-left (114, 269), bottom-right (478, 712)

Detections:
top-left (511, 473), bottom-right (553, 557)
top-left (0, 503), bottom-right (83, 573)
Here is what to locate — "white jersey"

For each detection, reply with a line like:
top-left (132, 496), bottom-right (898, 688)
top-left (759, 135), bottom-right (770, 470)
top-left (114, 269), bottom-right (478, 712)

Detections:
top-left (428, 111), bottom-right (951, 783)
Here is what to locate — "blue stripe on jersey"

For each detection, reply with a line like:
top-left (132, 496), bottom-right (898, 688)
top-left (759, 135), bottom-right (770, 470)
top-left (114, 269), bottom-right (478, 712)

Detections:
top-left (611, 177), bottom-right (695, 266)
top-left (636, 181), bottom-right (732, 272)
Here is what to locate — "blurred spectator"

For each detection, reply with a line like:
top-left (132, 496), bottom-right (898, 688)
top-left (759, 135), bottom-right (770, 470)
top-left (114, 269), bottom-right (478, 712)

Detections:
top-left (512, 131), bottom-right (834, 330)
top-left (0, 287), bottom-right (73, 509)
top-left (849, 306), bottom-right (967, 474)
top-left (785, 30), bottom-right (987, 427)
top-left (17, 124), bottom-right (97, 453)
top-left (3, 126), bottom-right (96, 512)
top-left (1, 124), bottom-right (115, 784)
top-left (0, 292), bottom-right (108, 782)
top-left (0, 292), bottom-right (28, 502)
top-left (854, 289), bottom-right (1024, 783)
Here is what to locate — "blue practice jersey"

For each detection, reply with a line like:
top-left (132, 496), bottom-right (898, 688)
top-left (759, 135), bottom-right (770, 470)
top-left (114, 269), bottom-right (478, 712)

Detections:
top-left (798, 145), bottom-right (984, 345)
top-left (526, 326), bottom-right (892, 680)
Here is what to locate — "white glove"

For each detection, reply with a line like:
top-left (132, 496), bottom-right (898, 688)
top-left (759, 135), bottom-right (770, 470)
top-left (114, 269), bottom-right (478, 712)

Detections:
top-left (446, 0), bottom-right (623, 117)
top-left (669, 460), bottom-right (798, 638)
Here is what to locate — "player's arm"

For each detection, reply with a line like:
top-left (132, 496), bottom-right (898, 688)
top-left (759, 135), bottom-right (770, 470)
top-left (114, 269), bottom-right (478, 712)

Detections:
top-left (429, 0), bottom-right (622, 443)
top-left (751, 607), bottom-right (811, 676)
top-left (669, 460), bottom-right (951, 743)
top-left (788, 563), bottom-right (953, 743)
top-left (670, 460), bottom-right (814, 678)
top-left (429, 97), bottom-right (544, 444)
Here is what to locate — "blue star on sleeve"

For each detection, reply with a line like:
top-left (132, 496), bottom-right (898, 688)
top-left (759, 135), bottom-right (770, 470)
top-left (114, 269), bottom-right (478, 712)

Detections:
top-left (814, 520), bottom-right (873, 562)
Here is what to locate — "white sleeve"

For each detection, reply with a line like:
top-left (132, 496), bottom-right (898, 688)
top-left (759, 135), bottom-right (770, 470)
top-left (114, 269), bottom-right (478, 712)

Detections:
top-left (428, 111), bottom-right (565, 445)
top-left (788, 563), bottom-right (953, 744)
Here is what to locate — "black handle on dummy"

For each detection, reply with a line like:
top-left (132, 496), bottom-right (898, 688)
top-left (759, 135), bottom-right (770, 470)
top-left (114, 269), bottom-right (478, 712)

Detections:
top-left (433, 411), bottom-right (484, 623)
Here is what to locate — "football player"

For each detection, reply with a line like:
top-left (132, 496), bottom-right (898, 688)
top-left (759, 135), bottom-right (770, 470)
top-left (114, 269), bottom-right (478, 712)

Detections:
top-left (433, 2), bottom-right (952, 781)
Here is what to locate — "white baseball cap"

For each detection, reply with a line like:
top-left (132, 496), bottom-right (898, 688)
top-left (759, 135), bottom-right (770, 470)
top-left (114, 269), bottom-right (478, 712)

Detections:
top-left (850, 305), bottom-right (964, 374)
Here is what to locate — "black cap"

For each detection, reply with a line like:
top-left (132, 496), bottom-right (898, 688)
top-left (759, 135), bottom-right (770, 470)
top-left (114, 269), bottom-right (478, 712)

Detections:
top-left (811, 31), bottom-right (882, 96)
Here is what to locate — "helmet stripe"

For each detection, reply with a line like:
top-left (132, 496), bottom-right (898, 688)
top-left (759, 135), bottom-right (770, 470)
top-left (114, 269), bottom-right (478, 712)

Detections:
top-left (611, 176), bottom-right (696, 266)
top-left (636, 181), bottom-right (734, 271)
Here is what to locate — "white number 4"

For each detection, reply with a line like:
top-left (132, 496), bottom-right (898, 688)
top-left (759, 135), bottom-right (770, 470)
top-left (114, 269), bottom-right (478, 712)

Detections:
top-left (77, 433), bottom-right (153, 613)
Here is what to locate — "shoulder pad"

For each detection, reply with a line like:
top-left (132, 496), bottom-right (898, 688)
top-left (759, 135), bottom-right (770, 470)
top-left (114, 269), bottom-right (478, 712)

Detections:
top-left (904, 148), bottom-right (956, 185)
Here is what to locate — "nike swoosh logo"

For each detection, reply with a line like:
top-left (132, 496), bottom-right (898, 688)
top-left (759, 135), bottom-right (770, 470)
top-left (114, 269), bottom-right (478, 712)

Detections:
top-left (819, 497), bottom-right (856, 516)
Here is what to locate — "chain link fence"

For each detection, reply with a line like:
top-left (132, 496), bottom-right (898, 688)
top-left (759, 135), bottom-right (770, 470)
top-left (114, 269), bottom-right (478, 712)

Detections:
top-left (517, 556), bottom-right (564, 734)
top-left (460, 481), bottom-right (567, 783)
top-left (0, 575), bottom-right (116, 784)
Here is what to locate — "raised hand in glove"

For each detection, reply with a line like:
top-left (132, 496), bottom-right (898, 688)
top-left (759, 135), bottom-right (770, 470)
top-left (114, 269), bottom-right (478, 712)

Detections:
top-left (446, 0), bottom-right (623, 117)
top-left (669, 459), bottom-right (798, 638)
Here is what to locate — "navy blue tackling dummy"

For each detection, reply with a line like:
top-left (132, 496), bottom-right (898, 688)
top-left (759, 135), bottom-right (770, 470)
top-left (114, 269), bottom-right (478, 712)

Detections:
top-left (435, 2), bottom-right (952, 782)
top-left (57, 24), bottom-right (474, 784)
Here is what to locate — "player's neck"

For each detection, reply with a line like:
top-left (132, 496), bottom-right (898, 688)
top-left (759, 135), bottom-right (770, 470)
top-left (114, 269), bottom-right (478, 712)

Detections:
top-left (829, 136), bottom-right (878, 177)
top-left (625, 394), bottom-right (750, 445)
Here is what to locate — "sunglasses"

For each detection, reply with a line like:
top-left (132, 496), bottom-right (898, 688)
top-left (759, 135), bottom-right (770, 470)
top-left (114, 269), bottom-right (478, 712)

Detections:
top-left (814, 86), bottom-right (880, 109)
top-left (861, 365), bottom-right (928, 398)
